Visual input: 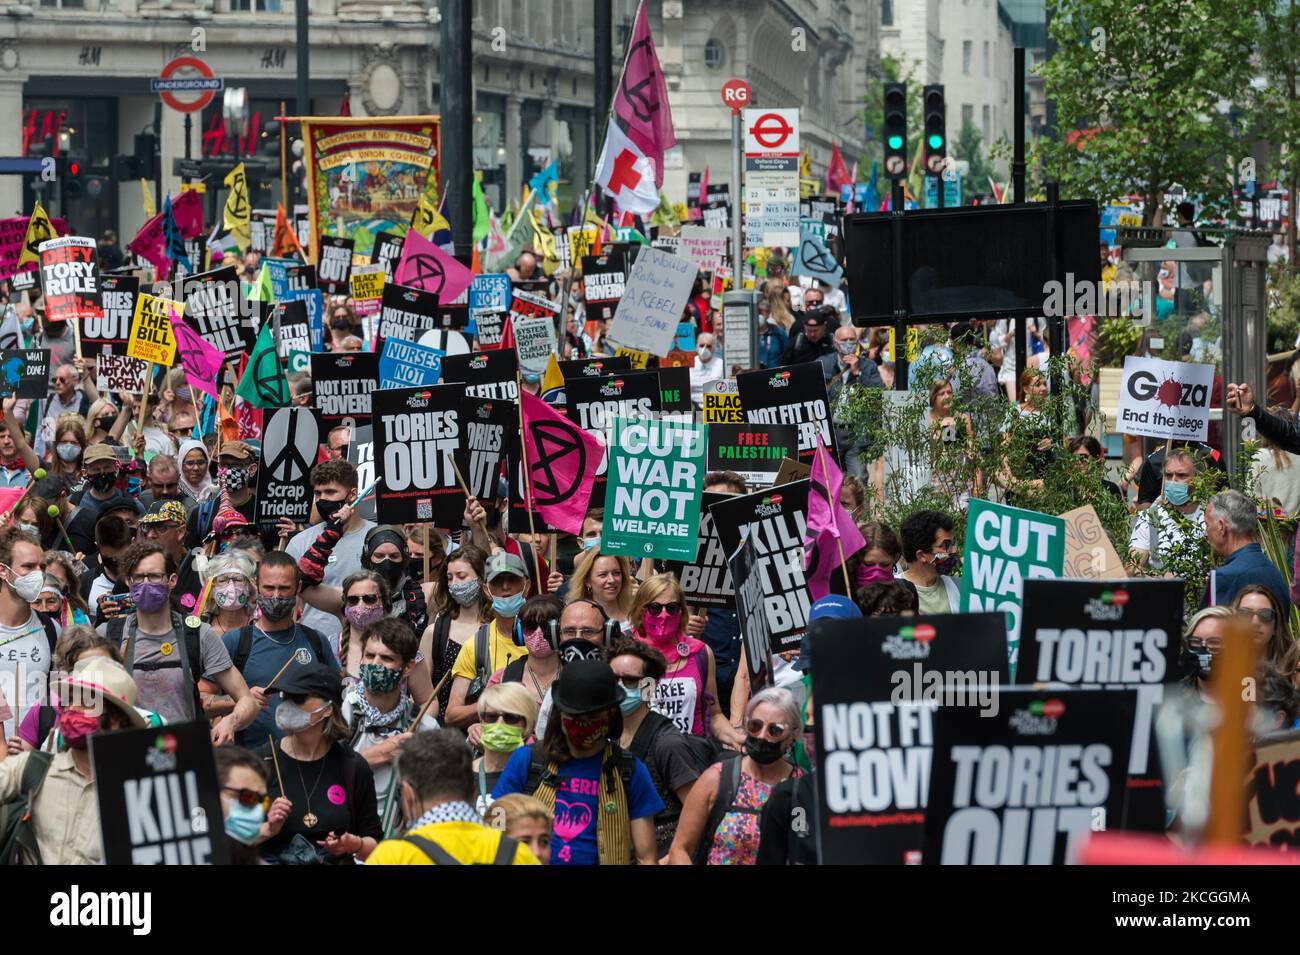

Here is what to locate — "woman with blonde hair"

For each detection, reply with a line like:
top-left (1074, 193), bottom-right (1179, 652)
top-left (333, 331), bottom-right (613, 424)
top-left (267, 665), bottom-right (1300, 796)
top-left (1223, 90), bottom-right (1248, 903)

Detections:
top-left (85, 397), bottom-right (126, 447)
top-left (568, 546), bottom-right (637, 628)
top-left (630, 573), bottom-right (740, 747)
top-left (473, 681), bottom-right (539, 812)
top-left (47, 413), bottom-right (87, 479)
top-left (487, 793), bottom-right (553, 864)
top-left (1251, 406), bottom-right (1300, 516)
top-left (200, 549), bottom-right (258, 636)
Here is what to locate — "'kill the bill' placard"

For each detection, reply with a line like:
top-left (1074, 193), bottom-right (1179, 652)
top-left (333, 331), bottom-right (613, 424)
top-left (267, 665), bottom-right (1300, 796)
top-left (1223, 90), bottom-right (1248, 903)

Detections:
top-left (371, 384), bottom-right (464, 526)
top-left (666, 492), bottom-right (735, 610)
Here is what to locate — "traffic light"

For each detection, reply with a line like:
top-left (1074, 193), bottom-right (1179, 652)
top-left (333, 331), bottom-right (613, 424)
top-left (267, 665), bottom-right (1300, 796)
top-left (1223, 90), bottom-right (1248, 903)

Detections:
top-left (134, 132), bottom-right (159, 181)
top-left (259, 119), bottom-right (281, 157)
top-left (883, 82), bottom-right (907, 178)
top-left (923, 85), bottom-right (946, 175)
top-left (61, 151), bottom-right (86, 200)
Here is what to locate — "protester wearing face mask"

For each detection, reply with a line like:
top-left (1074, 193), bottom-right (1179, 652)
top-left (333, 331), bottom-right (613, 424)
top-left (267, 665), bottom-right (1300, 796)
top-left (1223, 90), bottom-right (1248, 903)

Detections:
top-left (340, 619), bottom-right (439, 839)
top-left (444, 552), bottom-right (531, 729)
top-left (36, 366), bottom-right (90, 461)
top-left (224, 551), bottom-right (339, 751)
top-left (139, 499), bottom-right (203, 611)
top-left (215, 744), bottom-right (291, 865)
top-left (43, 551), bottom-right (91, 627)
top-left (85, 397), bottom-right (125, 448)
top-left (177, 439), bottom-right (214, 509)
top-left (327, 306), bottom-right (356, 351)
top-left (473, 682), bottom-right (538, 814)
top-left (0, 657), bottom-right (144, 864)
top-left (1128, 449), bottom-right (1205, 574)
top-left (759, 644), bottom-right (820, 865)
top-left (568, 547), bottom-right (636, 630)
top-left (185, 441), bottom-right (272, 550)
top-left (631, 574), bottom-right (740, 747)
top-left (670, 686), bottom-right (803, 865)
top-left (688, 332), bottom-right (724, 407)
top-left (423, 544), bottom-right (492, 720)
top-left (0, 528), bottom-right (61, 742)
top-left (823, 323), bottom-right (884, 479)
top-left (86, 513), bottom-right (134, 621)
top-left (99, 541), bottom-right (258, 740)
top-left (46, 415), bottom-right (86, 481)
top-left (259, 663), bottom-right (383, 864)
top-left (855, 522), bottom-right (902, 590)
top-left (492, 659), bottom-right (662, 865)
top-left (898, 509), bottom-right (961, 615)
top-left (201, 551), bottom-right (257, 636)
top-left (488, 595), bottom-right (563, 713)
top-left (1183, 605), bottom-right (1234, 696)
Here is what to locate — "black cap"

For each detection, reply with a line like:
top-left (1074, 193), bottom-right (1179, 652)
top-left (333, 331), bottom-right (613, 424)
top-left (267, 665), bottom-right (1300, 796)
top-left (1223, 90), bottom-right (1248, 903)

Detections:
top-left (552, 660), bottom-right (623, 716)
top-left (268, 662), bottom-right (341, 701)
top-left (98, 493), bottom-right (144, 517)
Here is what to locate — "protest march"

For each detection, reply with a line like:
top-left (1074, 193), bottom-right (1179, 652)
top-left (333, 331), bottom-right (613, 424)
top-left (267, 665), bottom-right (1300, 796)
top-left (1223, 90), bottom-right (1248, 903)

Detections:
top-left (3, 5), bottom-right (1300, 925)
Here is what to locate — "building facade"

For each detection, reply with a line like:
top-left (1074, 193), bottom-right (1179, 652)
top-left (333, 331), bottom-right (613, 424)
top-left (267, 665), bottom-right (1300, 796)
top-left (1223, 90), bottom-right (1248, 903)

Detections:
top-left (879, 0), bottom-right (941, 84)
top-left (937, 0), bottom-right (1013, 163)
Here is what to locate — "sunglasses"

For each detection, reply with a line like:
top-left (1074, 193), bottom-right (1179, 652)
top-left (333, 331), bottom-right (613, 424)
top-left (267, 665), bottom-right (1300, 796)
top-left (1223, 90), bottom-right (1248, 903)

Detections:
top-left (481, 710), bottom-right (527, 727)
top-left (614, 673), bottom-right (646, 689)
top-left (746, 718), bottom-right (790, 740)
top-left (222, 786), bottom-right (270, 812)
top-left (1239, 607), bottom-right (1277, 624)
top-left (345, 593), bottom-right (381, 606)
top-left (645, 602), bottom-right (681, 616)
top-left (1186, 638), bottom-right (1223, 653)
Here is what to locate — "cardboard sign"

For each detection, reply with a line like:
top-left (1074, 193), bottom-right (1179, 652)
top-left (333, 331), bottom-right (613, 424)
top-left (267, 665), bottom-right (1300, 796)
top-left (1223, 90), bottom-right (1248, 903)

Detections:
top-left (676, 226), bottom-right (730, 272)
top-left (923, 688), bottom-right (1137, 865)
top-left (957, 499), bottom-right (1066, 675)
top-left (317, 235), bottom-right (354, 295)
top-left (97, 353), bottom-right (149, 395)
top-left (347, 423), bottom-right (377, 522)
top-left (91, 720), bottom-right (231, 865)
top-left (127, 293), bottom-right (182, 365)
top-left (737, 363), bottom-right (836, 465)
top-left (703, 377), bottom-right (743, 424)
top-left (85, 274), bottom-right (138, 355)
top-left (0, 349), bottom-right (50, 399)
top-left (457, 395), bottom-right (512, 502)
top-left (513, 314), bottom-right (559, 378)
top-left (181, 266), bottom-right (256, 360)
top-left (441, 349), bottom-right (520, 402)
top-left (707, 423), bottom-right (798, 487)
top-left (372, 384), bottom-right (463, 525)
top-left (613, 344), bottom-right (651, 369)
top-left (581, 252), bottom-right (626, 321)
top-left (609, 246), bottom-right (699, 358)
top-left (1247, 732), bottom-right (1300, 850)
top-left (709, 479), bottom-right (810, 653)
top-left (256, 407), bottom-right (320, 524)
top-left (1115, 355), bottom-right (1214, 442)
top-left (773, 456), bottom-right (811, 486)
top-left (378, 337), bottom-right (444, 389)
top-left (730, 534), bottom-right (773, 690)
top-left (657, 366), bottom-right (694, 423)
top-left (566, 371), bottom-right (662, 493)
top-left (1058, 505), bottom-right (1125, 579)
top-left (602, 416), bottom-right (705, 562)
top-left (377, 282), bottom-right (441, 351)
top-left (1018, 578), bottom-right (1185, 833)
top-left (372, 231), bottom-right (405, 283)
top-left (310, 352), bottom-right (377, 427)
top-left (39, 236), bottom-right (102, 325)
top-left (666, 492), bottom-right (735, 610)
top-left (811, 612), bottom-right (1010, 865)
top-left (350, 264), bottom-right (385, 317)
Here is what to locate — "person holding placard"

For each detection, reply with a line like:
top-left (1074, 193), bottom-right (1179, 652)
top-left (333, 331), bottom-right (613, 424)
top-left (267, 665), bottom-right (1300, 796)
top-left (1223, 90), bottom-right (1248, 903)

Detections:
top-left (423, 544), bottom-right (493, 721)
top-left (1128, 449), bottom-right (1205, 573)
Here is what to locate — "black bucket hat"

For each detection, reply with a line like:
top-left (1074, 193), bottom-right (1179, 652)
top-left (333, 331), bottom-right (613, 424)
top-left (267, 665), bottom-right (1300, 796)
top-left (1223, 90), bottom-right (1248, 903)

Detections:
top-left (552, 660), bottom-right (623, 716)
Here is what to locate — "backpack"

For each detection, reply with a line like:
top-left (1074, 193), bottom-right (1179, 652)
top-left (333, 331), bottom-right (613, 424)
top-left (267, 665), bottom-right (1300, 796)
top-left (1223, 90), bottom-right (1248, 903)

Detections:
top-left (432, 615), bottom-right (453, 664)
top-left (521, 742), bottom-right (638, 801)
top-left (463, 624), bottom-right (492, 704)
top-left (694, 756), bottom-right (754, 865)
top-left (196, 495), bottom-right (221, 541)
top-left (230, 625), bottom-right (327, 676)
top-left (109, 611), bottom-right (204, 720)
top-left (401, 832), bottom-right (520, 866)
top-left (627, 709), bottom-right (736, 777)
top-left (0, 751), bottom-right (53, 865)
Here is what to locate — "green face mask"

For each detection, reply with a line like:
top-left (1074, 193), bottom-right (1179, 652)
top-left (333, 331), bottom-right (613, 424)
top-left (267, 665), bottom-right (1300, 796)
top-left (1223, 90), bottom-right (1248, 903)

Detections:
top-left (480, 722), bottom-right (525, 753)
top-left (790, 673), bottom-right (815, 773)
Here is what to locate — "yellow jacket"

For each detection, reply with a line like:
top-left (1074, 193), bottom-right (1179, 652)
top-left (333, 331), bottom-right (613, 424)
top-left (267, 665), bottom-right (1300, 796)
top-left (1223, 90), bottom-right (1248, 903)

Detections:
top-left (367, 820), bottom-right (539, 865)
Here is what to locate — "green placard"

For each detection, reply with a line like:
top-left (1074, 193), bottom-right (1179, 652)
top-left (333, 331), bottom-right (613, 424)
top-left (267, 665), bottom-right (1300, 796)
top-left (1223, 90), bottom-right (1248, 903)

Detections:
top-left (601, 416), bottom-right (706, 562)
top-left (957, 498), bottom-right (1066, 678)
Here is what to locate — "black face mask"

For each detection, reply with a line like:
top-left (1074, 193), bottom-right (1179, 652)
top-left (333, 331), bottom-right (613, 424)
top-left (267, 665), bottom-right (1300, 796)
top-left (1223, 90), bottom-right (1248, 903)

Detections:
top-left (87, 472), bottom-right (116, 494)
top-left (95, 416), bottom-right (116, 433)
top-left (559, 639), bottom-right (601, 665)
top-left (370, 559), bottom-right (403, 588)
top-left (744, 735), bottom-right (787, 765)
top-left (331, 319), bottom-right (352, 331)
top-left (315, 498), bottom-right (346, 524)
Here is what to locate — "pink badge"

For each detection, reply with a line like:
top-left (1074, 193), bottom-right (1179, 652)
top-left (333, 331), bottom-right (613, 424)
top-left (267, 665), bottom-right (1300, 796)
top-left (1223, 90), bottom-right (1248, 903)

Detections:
top-left (327, 785), bottom-right (346, 805)
top-left (180, 593), bottom-right (195, 608)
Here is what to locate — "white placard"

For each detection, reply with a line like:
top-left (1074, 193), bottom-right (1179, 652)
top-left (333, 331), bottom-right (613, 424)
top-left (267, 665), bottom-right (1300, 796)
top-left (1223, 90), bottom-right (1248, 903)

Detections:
top-left (609, 247), bottom-right (699, 358)
top-left (1115, 355), bottom-right (1214, 442)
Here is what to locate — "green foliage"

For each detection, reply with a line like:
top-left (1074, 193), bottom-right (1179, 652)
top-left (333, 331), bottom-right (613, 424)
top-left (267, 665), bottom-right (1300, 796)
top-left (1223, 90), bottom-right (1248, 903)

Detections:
top-left (1094, 316), bottom-right (1143, 369)
top-left (1267, 262), bottom-right (1300, 354)
top-left (954, 120), bottom-right (995, 188)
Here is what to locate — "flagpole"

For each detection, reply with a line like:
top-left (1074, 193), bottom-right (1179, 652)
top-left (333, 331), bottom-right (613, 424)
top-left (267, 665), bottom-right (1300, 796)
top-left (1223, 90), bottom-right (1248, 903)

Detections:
top-left (815, 439), bottom-right (853, 597)
top-left (514, 376), bottom-right (545, 591)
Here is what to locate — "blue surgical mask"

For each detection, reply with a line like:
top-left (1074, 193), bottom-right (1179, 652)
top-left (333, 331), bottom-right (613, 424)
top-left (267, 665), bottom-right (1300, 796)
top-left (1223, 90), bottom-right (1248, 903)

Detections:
top-left (224, 801), bottom-right (265, 846)
top-left (1164, 480), bottom-right (1190, 506)
top-left (522, 372), bottom-right (542, 384)
top-left (20, 317), bottom-right (34, 334)
top-left (492, 592), bottom-right (527, 618)
top-left (581, 536), bottom-right (601, 551)
top-left (619, 683), bottom-right (643, 715)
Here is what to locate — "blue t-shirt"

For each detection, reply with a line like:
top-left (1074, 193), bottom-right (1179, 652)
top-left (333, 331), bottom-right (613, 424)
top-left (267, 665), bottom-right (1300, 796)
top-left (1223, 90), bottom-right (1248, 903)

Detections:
top-left (493, 745), bottom-right (664, 865)
top-left (221, 623), bottom-right (340, 749)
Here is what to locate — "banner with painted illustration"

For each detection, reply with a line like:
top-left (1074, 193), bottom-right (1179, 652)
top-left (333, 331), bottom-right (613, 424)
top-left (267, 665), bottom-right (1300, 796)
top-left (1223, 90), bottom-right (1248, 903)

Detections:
top-left (256, 407), bottom-right (320, 524)
top-left (84, 273), bottom-right (137, 355)
top-left (301, 115), bottom-right (440, 259)
top-left (469, 273), bottom-right (512, 348)
top-left (457, 395), bottom-right (512, 502)
top-left (1115, 355), bottom-right (1215, 442)
top-left (811, 612), bottom-right (1009, 864)
top-left (665, 492), bottom-right (736, 611)
top-left (1246, 731), bottom-right (1300, 850)
top-left (580, 251), bottom-right (626, 322)
top-left (0, 349), bottom-right (50, 399)
top-left (707, 423), bottom-right (798, 487)
top-left (347, 423), bottom-right (377, 522)
top-left (730, 533), bottom-right (774, 691)
top-left (180, 266), bottom-right (257, 360)
top-left (311, 352), bottom-right (377, 427)
top-left (710, 480), bottom-right (811, 653)
top-left (923, 687), bottom-right (1136, 865)
top-left (91, 720), bottom-right (230, 865)
top-left (371, 384), bottom-right (463, 526)
top-left (272, 300), bottom-right (313, 374)
top-left (1018, 578), bottom-right (1185, 833)
top-left (377, 283), bottom-right (440, 352)
top-left (441, 349), bottom-right (520, 401)
top-left (737, 363), bottom-right (836, 466)
top-left (38, 236), bottom-right (102, 325)
top-left (957, 498), bottom-right (1066, 677)
top-left (317, 235), bottom-right (354, 295)
top-left (601, 416), bottom-right (705, 562)
top-left (565, 371), bottom-right (662, 496)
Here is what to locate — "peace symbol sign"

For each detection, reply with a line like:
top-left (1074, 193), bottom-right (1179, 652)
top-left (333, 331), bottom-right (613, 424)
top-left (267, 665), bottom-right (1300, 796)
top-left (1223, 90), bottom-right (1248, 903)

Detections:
top-left (528, 420), bottom-right (586, 506)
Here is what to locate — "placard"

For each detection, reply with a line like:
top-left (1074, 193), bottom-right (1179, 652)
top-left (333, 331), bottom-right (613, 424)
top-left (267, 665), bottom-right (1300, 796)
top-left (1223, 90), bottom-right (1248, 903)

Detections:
top-left (97, 353), bottom-right (149, 395)
top-left (457, 395), bottom-right (512, 502)
top-left (372, 231), bottom-right (405, 283)
top-left (126, 293), bottom-right (182, 366)
top-left (703, 377), bottom-right (743, 424)
top-left (441, 349), bottom-right (520, 401)
top-left (0, 349), bottom-right (50, 399)
top-left (565, 370), bottom-right (662, 493)
top-left (347, 423), bottom-right (377, 522)
top-left (1058, 505), bottom-right (1125, 579)
top-left (707, 423), bottom-right (798, 487)
top-left (513, 314), bottom-right (559, 378)
top-left (181, 266), bottom-right (255, 360)
top-left (372, 384), bottom-right (463, 525)
top-left (737, 362), bottom-right (836, 465)
top-left (609, 246), bottom-right (699, 357)
top-left (558, 356), bottom-right (631, 381)
top-left (676, 226), bottom-right (729, 272)
top-left (350, 264), bottom-right (385, 317)
top-left (665, 492), bottom-right (735, 609)
top-left (581, 251), bottom-right (626, 321)
top-left (272, 300), bottom-right (312, 372)
top-left (39, 235), bottom-right (102, 325)
top-left (1247, 732), bottom-right (1300, 849)
top-left (469, 273), bottom-right (512, 348)
top-left (311, 352), bottom-right (377, 426)
top-left (256, 407), bottom-right (320, 524)
top-left (377, 282), bottom-right (441, 351)
top-left (1115, 355), bottom-right (1214, 442)
top-left (317, 235), bottom-right (354, 295)
top-left (601, 416), bottom-right (705, 561)
top-left (85, 274), bottom-right (138, 355)
top-left (378, 337), bottom-right (444, 389)
top-left (730, 534), bottom-right (773, 691)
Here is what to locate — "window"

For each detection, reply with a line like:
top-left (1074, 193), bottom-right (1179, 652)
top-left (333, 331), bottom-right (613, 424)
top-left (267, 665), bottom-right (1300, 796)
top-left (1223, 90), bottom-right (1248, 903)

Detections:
top-left (982, 104), bottom-right (990, 142)
top-left (983, 41), bottom-right (989, 77)
top-left (882, 0), bottom-right (893, 26)
top-left (230, 0), bottom-right (283, 9)
top-left (962, 41), bottom-right (972, 75)
top-left (39, 0), bottom-right (85, 6)
top-left (704, 37), bottom-right (725, 70)
top-left (962, 104), bottom-right (974, 128)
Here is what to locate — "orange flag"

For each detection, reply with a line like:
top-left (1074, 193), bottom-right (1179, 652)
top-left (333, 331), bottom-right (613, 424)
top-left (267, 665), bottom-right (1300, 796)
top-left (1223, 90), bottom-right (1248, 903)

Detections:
top-left (271, 203), bottom-right (305, 261)
top-left (219, 395), bottom-right (240, 443)
top-left (471, 244), bottom-right (482, 275)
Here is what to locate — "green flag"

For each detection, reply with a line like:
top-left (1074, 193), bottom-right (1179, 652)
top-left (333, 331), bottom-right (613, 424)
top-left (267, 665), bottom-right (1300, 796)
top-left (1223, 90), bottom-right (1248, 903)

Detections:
top-left (249, 263), bottom-right (273, 302)
top-left (235, 321), bottom-right (289, 408)
top-left (472, 171), bottom-right (490, 245)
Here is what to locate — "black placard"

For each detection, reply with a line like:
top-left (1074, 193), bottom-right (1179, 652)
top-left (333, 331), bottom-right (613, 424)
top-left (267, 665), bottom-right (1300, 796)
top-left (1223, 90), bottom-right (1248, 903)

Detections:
top-left (256, 407), bottom-right (320, 524)
top-left (85, 274), bottom-right (138, 355)
top-left (0, 348), bottom-right (50, 399)
top-left (181, 266), bottom-right (256, 360)
top-left (372, 231), bottom-right (405, 283)
top-left (310, 351), bottom-right (378, 427)
top-left (347, 423), bottom-right (377, 522)
top-left (657, 365), bottom-right (693, 415)
top-left (441, 349), bottom-right (520, 401)
top-left (666, 492), bottom-right (735, 610)
top-left (372, 384), bottom-right (463, 525)
top-left (730, 533), bottom-right (772, 689)
top-left (457, 395), bottom-right (512, 503)
top-left (565, 370), bottom-right (662, 496)
top-left (707, 423), bottom-right (798, 486)
top-left (377, 282), bottom-right (440, 352)
top-left (736, 362), bottom-right (837, 465)
top-left (557, 356), bottom-right (632, 380)
top-left (581, 251), bottom-right (626, 321)
top-left (317, 235), bottom-right (354, 295)
top-left (272, 299), bottom-right (312, 363)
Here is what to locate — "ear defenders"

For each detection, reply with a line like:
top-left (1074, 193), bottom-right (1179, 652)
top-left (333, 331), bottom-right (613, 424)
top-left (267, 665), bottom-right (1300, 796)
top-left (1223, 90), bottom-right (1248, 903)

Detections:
top-left (547, 598), bottom-right (620, 650)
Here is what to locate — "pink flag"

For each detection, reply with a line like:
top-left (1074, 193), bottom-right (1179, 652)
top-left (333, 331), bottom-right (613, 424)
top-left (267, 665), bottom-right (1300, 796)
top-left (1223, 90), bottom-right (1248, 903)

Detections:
top-left (169, 308), bottom-right (226, 401)
top-left (128, 191), bottom-right (205, 274)
top-left (0, 485), bottom-right (26, 515)
top-left (826, 143), bottom-right (853, 192)
top-left (396, 228), bottom-right (474, 302)
top-left (804, 436), bottom-right (866, 601)
top-left (612, 1), bottom-right (676, 188)
top-left (520, 390), bottom-right (605, 535)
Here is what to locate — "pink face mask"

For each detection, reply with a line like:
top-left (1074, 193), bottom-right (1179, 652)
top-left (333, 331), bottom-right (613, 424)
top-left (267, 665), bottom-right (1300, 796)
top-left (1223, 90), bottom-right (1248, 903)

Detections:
top-left (856, 564), bottom-right (895, 587)
top-left (523, 625), bottom-right (554, 658)
top-left (642, 610), bottom-right (682, 644)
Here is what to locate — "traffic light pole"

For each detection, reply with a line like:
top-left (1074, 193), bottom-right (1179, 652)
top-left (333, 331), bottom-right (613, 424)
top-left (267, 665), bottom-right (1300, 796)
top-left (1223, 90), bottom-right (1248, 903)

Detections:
top-left (593, 0), bottom-right (612, 217)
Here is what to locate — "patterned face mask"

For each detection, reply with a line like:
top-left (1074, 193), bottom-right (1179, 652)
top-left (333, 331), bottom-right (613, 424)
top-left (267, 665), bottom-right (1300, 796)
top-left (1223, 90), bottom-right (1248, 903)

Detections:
top-left (359, 662), bottom-right (403, 695)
